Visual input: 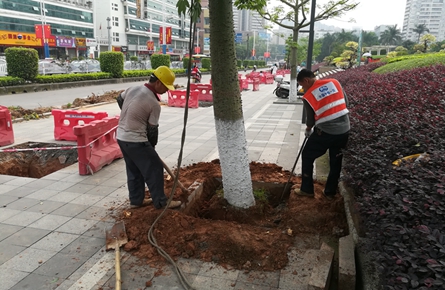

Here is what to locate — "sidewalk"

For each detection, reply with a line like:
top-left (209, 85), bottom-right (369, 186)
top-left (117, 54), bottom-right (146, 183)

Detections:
top-left (0, 79), bottom-right (309, 290)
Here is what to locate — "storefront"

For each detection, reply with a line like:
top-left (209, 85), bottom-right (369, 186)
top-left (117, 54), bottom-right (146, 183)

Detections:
top-left (0, 30), bottom-right (41, 54)
top-left (56, 36), bottom-right (76, 59)
top-left (75, 38), bottom-right (87, 59)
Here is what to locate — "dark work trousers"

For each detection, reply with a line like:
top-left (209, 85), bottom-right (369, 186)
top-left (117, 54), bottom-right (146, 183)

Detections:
top-left (117, 140), bottom-right (167, 209)
top-left (300, 129), bottom-right (349, 196)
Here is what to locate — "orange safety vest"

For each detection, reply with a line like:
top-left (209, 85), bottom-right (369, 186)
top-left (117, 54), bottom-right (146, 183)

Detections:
top-left (303, 79), bottom-right (349, 125)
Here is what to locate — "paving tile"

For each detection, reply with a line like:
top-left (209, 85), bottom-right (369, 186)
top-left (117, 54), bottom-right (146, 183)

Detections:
top-left (1, 186), bottom-right (38, 198)
top-left (22, 179), bottom-right (57, 190)
top-left (0, 184), bottom-right (19, 194)
top-left (107, 187), bottom-right (128, 198)
top-left (41, 171), bottom-right (73, 181)
top-left (197, 262), bottom-right (239, 280)
top-left (0, 241), bottom-right (26, 264)
top-left (2, 227), bottom-right (50, 247)
top-left (0, 194), bottom-right (20, 207)
top-left (47, 191), bottom-right (82, 203)
top-left (33, 252), bottom-right (89, 279)
top-left (237, 270), bottom-right (280, 288)
top-left (30, 231), bottom-right (79, 252)
top-left (82, 220), bottom-right (115, 238)
top-left (56, 217), bottom-right (98, 235)
top-left (1, 247), bottom-right (57, 272)
top-left (65, 182), bottom-right (97, 194)
top-left (8, 272), bottom-right (65, 290)
top-left (27, 200), bottom-right (65, 214)
top-left (76, 206), bottom-right (114, 221)
top-left (51, 203), bottom-right (90, 217)
top-left (233, 281), bottom-right (279, 290)
top-left (2, 210), bottom-right (46, 227)
top-left (177, 258), bottom-right (203, 275)
top-left (5, 197), bottom-right (41, 211)
top-left (27, 214), bottom-right (71, 231)
top-left (70, 193), bottom-right (103, 206)
top-left (60, 235), bottom-right (104, 258)
top-left (84, 185), bottom-right (117, 196)
top-left (44, 181), bottom-right (77, 192)
top-left (0, 223), bottom-right (23, 241)
top-left (26, 188), bottom-right (60, 200)
top-left (93, 196), bottom-right (125, 209)
top-left (3, 177), bottom-right (35, 187)
top-left (192, 275), bottom-right (238, 290)
top-left (0, 268), bottom-right (29, 290)
top-left (0, 175), bottom-right (16, 184)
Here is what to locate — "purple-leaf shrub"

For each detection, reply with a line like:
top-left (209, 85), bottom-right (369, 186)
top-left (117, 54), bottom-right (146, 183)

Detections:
top-left (330, 64), bottom-right (445, 288)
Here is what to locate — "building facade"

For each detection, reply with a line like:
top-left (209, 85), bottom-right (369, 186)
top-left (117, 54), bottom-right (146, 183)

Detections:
top-left (402, 0), bottom-right (445, 42)
top-left (0, 0), bottom-right (191, 59)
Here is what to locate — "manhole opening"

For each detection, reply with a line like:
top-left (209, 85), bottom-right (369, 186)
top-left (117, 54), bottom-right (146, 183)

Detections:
top-left (0, 142), bottom-right (78, 178)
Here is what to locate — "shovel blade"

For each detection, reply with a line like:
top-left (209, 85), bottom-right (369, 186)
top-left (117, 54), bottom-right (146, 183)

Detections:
top-left (105, 221), bottom-right (128, 251)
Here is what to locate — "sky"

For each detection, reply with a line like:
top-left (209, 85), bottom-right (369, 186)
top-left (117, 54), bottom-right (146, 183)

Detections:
top-left (311, 0), bottom-right (407, 31)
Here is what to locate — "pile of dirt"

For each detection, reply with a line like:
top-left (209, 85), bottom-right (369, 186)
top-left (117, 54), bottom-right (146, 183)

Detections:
top-left (70, 90), bottom-right (122, 108)
top-left (114, 161), bottom-right (348, 272)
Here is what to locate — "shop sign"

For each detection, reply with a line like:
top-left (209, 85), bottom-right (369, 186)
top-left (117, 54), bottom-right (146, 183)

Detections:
top-left (75, 38), bottom-right (86, 47)
top-left (56, 36), bottom-right (76, 48)
top-left (0, 30), bottom-right (40, 46)
top-left (86, 38), bottom-right (97, 46)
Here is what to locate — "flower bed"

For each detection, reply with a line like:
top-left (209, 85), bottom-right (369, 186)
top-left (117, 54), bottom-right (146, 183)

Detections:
top-left (334, 63), bottom-right (445, 288)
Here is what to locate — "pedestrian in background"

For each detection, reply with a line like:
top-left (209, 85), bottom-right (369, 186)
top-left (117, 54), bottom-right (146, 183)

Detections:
top-left (295, 69), bottom-right (350, 200)
top-left (116, 66), bottom-right (182, 209)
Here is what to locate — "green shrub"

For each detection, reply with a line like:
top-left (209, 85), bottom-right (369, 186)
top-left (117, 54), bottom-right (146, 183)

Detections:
top-left (34, 72), bottom-right (112, 83)
top-left (237, 60), bottom-right (242, 68)
top-left (183, 57), bottom-right (190, 69)
top-left (202, 58), bottom-right (211, 70)
top-left (130, 56), bottom-right (138, 62)
top-left (5, 47), bottom-right (39, 81)
top-left (242, 60), bottom-right (249, 67)
top-left (99, 51), bottom-right (124, 78)
top-left (0, 76), bottom-right (26, 86)
top-left (150, 54), bottom-right (171, 69)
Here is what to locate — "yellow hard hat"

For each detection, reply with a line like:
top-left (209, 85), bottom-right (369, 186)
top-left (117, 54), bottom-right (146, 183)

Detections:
top-left (153, 66), bottom-right (175, 90)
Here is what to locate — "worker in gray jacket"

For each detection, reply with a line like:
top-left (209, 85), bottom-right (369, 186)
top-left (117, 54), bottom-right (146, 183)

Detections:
top-left (117, 66), bottom-right (181, 209)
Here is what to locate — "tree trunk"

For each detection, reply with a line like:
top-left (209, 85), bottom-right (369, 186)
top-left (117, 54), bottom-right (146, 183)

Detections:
top-left (209, 0), bottom-right (255, 208)
top-left (288, 30), bottom-right (299, 102)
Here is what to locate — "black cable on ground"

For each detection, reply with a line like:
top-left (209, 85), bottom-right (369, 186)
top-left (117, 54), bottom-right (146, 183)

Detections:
top-left (147, 2), bottom-right (198, 289)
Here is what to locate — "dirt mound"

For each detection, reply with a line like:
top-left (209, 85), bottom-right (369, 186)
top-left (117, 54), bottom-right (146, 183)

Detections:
top-left (114, 161), bottom-right (348, 272)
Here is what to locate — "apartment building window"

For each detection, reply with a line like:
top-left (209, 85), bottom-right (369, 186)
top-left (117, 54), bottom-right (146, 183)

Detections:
top-left (113, 32), bottom-right (119, 42)
top-left (113, 16), bottom-right (119, 27)
top-left (112, 3), bottom-right (119, 11)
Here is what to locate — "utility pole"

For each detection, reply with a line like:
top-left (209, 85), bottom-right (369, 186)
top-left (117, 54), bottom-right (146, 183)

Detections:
top-left (302, 0), bottom-right (316, 119)
top-left (246, 33), bottom-right (249, 60)
top-left (252, 31), bottom-right (256, 59)
top-left (40, 0), bottom-right (49, 59)
top-left (107, 17), bottom-right (112, 51)
top-left (356, 29), bottom-right (363, 66)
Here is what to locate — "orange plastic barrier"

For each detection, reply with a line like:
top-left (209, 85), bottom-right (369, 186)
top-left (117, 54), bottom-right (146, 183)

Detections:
top-left (0, 105), bottom-right (14, 146)
top-left (52, 109), bottom-right (108, 141)
top-left (190, 83), bottom-right (213, 102)
top-left (167, 90), bottom-right (199, 108)
top-left (73, 116), bottom-right (122, 175)
top-left (252, 78), bottom-right (260, 91)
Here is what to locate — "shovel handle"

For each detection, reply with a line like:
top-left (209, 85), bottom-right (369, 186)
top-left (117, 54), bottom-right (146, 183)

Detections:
top-left (115, 245), bottom-right (122, 290)
top-left (161, 159), bottom-right (188, 192)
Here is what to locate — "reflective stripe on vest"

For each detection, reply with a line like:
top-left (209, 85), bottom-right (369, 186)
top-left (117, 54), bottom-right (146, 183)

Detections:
top-left (303, 79), bottom-right (349, 125)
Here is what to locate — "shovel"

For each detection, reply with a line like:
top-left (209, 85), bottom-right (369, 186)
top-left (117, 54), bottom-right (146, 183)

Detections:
top-left (105, 221), bottom-right (128, 290)
top-left (281, 136), bottom-right (308, 201)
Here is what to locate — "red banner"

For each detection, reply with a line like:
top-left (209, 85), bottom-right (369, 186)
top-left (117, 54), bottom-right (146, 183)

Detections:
top-left (146, 40), bottom-right (154, 51)
top-left (166, 27), bottom-right (172, 44)
top-left (264, 52), bottom-right (270, 58)
top-left (159, 27), bottom-right (163, 45)
top-left (194, 46), bottom-right (201, 54)
top-left (34, 24), bottom-right (51, 39)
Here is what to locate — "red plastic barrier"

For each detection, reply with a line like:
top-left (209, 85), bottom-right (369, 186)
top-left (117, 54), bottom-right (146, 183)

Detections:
top-left (52, 109), bottom-right (108, 141)
top-left (252, 78), bottom-right (260, 91)
top-left (167, 90), bottom-right (199, 108)
top-left (241, 79), bottom-right (249, 90)
top-left (266, 75), bottom-right (274, 84)
top-left (259, 75), bottom-right (267, 84)
top-left (73, 116), bottom-right (122, 175)
top-left (238, 76), bottom-right (243, 92)
top-left (0, 105), bottom-right (14, 146)
top-left (190, 83), bottom-right (213, 102)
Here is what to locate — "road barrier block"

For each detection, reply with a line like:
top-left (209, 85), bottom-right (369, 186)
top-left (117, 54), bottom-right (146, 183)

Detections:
top-left (252, 78), bottom-right (260, 91)
top-left (190, 83), bottom-right (213, 102)
top-left (73, 116), bottom-right (122, 175)
top-left (266, 75), bottom-right (274, 84)
top-left (0, 105), bottom-right (14, 146)
top-left (52, 109), bottom-right (108, 141)
top-left (167, 90), bottom-right (199, 108)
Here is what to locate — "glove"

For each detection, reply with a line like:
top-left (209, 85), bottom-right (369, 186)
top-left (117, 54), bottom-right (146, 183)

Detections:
top-left (147, 124), bottom-right (159, 147)
top-left (304, 128), bottom-right (313, 138)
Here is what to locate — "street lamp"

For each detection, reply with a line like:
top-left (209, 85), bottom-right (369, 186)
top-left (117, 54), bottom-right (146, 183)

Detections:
top-left (107, 17), bottom-right (112, 51)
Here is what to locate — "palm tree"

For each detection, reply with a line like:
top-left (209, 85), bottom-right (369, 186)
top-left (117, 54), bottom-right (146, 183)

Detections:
top-left (412, 23), bottom-right (429, 43)
top-left (380, 25), bottom-right (403, 46)
top-left (361, 31), bottom-right (379, 47)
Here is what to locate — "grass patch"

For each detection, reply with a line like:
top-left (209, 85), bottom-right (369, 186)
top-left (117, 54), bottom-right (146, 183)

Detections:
top-left (374, 52), bottom-right (445, 74)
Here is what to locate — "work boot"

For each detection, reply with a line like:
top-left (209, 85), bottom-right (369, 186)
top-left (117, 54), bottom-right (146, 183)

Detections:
top-left (130, 198), bottom-right (153, 208)
top-left (294, 189), bottom-right (314, 197)
top-left (322, 191), bottom-right (335, 201)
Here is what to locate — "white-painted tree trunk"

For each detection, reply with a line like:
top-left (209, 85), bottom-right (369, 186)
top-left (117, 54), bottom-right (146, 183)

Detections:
top-left (214, 118), bottom-right (255, 208)
top-left (288, 78), bottom-right (299, 102)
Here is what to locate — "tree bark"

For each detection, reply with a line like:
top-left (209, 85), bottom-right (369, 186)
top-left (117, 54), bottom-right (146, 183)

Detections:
top-left (209, 0), bottom-right (255, 208)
